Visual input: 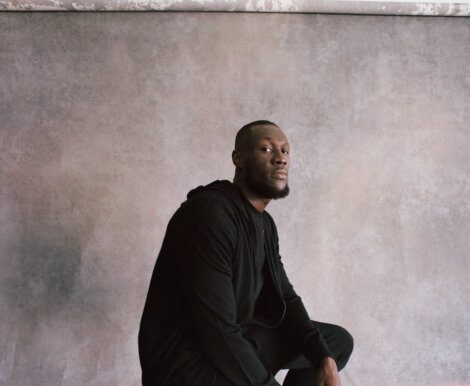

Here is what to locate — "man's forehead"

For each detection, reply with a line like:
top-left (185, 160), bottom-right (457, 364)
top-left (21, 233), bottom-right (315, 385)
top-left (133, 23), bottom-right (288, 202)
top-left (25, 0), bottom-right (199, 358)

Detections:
top-left (250, 124), bottom-right (289, 144)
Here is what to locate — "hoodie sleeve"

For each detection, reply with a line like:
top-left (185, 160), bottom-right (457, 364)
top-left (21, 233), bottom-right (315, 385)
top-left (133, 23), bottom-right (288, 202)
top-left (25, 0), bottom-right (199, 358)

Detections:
top-left (268, 218), bottom-right (335, 367)
top-left (171, 195), bottom-right (280, 386)
top-left (276, 254), bottom-right (335, 367)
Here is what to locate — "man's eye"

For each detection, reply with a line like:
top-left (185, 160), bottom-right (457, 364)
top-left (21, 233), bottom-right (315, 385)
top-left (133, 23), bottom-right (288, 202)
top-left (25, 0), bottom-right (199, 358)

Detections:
top-left (261, 147), bottom-right (273, 152)
top-left (282, 150), bottom-right (290, 154)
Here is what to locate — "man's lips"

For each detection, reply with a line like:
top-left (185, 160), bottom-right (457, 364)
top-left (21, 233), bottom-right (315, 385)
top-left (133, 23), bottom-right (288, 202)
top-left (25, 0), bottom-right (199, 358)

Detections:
top-left (271, 170), bottom-right (288, 179)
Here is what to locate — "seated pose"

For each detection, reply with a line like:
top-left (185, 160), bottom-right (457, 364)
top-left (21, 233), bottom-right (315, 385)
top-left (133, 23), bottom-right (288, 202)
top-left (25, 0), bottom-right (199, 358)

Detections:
top-left (139, 120), bottom-right (353, 386)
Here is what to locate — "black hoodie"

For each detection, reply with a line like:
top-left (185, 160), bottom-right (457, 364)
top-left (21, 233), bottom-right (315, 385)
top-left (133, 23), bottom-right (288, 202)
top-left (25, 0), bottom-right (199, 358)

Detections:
top-left (138, 180), bottom-right (332, 385)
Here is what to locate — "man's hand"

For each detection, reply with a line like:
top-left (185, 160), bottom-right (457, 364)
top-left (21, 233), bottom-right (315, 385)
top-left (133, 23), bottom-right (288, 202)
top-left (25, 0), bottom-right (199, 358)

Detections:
top-left (314, 357), bottom-right (342, 386)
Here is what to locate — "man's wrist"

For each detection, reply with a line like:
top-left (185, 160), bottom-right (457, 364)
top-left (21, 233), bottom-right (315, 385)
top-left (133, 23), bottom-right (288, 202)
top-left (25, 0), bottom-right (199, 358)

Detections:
top-left (319, 356), bottom-right (338, 373)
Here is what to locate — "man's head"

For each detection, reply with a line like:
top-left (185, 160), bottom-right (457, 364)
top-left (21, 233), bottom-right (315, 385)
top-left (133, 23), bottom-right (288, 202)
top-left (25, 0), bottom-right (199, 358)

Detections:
top-left (232, 120), bottom-right (290, 200)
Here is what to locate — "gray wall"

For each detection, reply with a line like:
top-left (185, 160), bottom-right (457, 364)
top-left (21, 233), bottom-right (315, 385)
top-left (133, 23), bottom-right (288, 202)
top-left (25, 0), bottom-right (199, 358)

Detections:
top-left (1, 12), bottom-right (469, 386)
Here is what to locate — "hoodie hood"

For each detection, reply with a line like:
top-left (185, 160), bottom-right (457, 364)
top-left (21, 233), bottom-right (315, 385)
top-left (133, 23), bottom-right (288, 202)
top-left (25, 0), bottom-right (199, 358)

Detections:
top-left (186, 179), bottom-right (261, 215)
top-left (187, 180), bottom-right (236, 200)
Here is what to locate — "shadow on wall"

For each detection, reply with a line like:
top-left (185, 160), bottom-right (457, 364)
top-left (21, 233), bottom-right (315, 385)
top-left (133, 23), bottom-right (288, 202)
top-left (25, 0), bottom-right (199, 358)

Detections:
top-left (3, 152), bottom-right (113, 314)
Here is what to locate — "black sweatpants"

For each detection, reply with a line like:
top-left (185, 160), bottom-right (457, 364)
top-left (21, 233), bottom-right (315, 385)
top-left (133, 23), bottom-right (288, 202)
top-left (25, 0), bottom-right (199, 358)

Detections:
top-left (169, 320), bottom-right (353, 386)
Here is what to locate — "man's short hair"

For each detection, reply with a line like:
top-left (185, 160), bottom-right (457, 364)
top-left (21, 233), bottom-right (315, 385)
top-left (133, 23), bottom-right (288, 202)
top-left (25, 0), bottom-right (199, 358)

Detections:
top-left (235, 120), bottom-right (279, 152)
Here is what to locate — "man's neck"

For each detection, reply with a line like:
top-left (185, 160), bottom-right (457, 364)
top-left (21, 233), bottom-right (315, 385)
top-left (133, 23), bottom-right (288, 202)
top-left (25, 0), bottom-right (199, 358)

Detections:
top-left (232, 177), bottom-right (271, 213)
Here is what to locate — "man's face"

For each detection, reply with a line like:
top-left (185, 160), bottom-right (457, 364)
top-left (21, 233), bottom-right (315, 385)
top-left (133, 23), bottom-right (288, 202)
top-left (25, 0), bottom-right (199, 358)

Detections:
top-left (242, 124), bottom-right (290, 199)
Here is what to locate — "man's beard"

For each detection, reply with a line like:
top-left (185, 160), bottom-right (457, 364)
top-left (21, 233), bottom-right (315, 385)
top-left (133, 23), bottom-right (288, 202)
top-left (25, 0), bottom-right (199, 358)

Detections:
top-left (245, 166), bottom-right (290, 200)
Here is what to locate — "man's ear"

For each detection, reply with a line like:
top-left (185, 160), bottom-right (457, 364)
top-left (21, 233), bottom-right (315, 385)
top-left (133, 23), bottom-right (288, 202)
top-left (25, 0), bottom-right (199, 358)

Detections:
top-left (232, 150), bottom-right (244, 168)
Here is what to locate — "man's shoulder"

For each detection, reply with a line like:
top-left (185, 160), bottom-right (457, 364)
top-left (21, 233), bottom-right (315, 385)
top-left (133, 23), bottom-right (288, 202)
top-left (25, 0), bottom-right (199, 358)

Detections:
top-left (180, 180), bottom-right (238, 210)
top-left (173, 188), bottom-right (237, 225)
top-left (187, 188), bottom-right (234, 210)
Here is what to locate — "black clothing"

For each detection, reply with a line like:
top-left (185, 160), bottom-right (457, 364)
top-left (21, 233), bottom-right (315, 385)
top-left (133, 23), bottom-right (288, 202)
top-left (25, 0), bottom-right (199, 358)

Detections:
top-left (251, 208), bottom-right (266, 302)
top-left (138, 180), bottom-right (345, 386)
top-left (168, 320), bottom-right (353, 386)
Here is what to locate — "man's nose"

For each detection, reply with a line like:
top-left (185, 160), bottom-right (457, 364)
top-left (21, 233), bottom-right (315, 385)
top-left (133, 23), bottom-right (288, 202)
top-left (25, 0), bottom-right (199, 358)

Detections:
top-left (273, 150), bottom-right (287, 165)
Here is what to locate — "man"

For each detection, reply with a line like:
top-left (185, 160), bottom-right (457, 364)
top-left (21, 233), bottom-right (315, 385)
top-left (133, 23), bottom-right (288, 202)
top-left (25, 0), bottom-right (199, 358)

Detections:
top-left (139, 121), bottom-right (353, 386)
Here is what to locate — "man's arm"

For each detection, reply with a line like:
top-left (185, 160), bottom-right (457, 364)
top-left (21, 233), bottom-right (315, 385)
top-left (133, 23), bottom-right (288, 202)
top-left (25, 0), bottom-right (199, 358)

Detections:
top-left (276, 252), bottom-right (335, 362)
top-left (171, 197), bottom-right (280, 386)
top-left (265, 215), bottom-right (337, 369)
top-left (277, 254), bottom-right (344, 385)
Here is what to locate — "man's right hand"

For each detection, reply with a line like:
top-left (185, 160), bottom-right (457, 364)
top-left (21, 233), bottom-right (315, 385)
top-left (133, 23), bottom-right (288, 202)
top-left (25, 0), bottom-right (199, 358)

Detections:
top-left (314, 357), bottom-right (342, 386)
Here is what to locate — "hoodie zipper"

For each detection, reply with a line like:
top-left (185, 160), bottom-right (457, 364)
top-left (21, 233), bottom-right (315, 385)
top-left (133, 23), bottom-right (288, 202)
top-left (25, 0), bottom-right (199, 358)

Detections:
top-left (249, 216), bottom-right (286, 329)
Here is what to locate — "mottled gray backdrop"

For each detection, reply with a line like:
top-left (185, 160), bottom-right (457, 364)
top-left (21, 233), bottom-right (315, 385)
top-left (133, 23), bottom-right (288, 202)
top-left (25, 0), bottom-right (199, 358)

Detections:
top-left (0, 12), bottom-right (469, 386)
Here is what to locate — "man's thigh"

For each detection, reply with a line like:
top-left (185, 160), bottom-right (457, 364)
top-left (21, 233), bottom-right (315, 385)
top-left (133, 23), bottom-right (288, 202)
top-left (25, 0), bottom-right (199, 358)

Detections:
top-left (166, 351), bottom-right (233, 386)
top-left (169, 320), bottom-right (353, 385)
top-left (245, 320), bottom-right (353, 373)
top-left (243, 323), bottom-right (312, 374)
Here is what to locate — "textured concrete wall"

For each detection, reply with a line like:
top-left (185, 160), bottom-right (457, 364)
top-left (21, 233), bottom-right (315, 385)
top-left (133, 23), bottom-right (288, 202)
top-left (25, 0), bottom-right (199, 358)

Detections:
top-left (1, 12), bottom-right (469, 386)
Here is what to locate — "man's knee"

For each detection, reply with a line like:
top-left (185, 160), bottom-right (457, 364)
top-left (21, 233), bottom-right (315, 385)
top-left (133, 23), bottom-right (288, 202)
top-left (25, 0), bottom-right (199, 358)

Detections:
top-left (333, 325), bottom-right (354, 371)
top-left (311, 321), bottom-right (354, 371)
